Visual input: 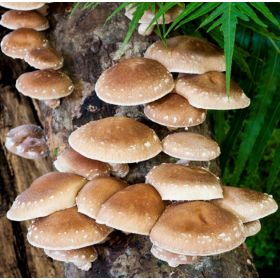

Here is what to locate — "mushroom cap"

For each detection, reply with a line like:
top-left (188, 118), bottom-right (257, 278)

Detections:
top-left (0, 2), bottom-right (46, 10)
top-left (144, 36), bottom-right (225, 74)
top-left (96, 183), bottom-right (165, 235)
top-left (144, 93), bottom-right (206, 128)
top-left (5, 124), bottom-right (48, 159)
top-left (53, 148), bottom-right (111, 180)
top-left (76, 177), bottom-right (128, 219)
top-left (151, 245), bottom-right (197, 267)
top-left (68, 117), bottom-right (162, 164)
top-left (95, 57), bottom-right (174, 105)
top-left (0, 10), bottom-right (49, 31)
top-left (162, 132), bottom-right (220, 161)
top-left (176, 72), bottom-right (250, 110)
top-left (213, 186), bottom-right (278, 223)
top-left (146, 163), bottom-right (222, 201)
top-left (27, 207), bottom-right (112, 250)
top-left (44, 246), bottom-right (98, 271)
top-left (16, 70), bottom-right (74, 100)
top-left (244, 220), bottom-right (261, 237)
top-left (150, 201), bottom-right (245, 256)
top-left (24, 47), bottom-right (64, 70)
top-left (0, 28), bottom-right (48, 59)
top-left (7, 172), bottom-right (86, 221)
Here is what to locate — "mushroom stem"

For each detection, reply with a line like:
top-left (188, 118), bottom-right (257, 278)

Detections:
top-left (109, 163), bottom-right (129, 178)
top-left (44, 99), bottom-right (60, 108)
top-left (138, 23), bottom-right (154, 36)
top-left (37, 4), bottom-right (49, 16)
top-left (176, 159), bottom-right (190, 166)
top-left (167, 126), bottom-right (178, 132)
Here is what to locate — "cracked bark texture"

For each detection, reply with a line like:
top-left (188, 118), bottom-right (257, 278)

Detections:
top-left (0, 3), bottom-right (258, 277)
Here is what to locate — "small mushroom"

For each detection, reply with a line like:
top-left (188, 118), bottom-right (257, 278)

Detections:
top-left (162, 132), bottom-right (221, 161)
top-left (44, 246), bottom-right (98, 271)
top-left (7, 172), bottom-right (86, 221)
top-left (0, 10), bottom-right (49, 31)
top-left (68, 116), bottom-right (162, 164)
top-left (5, 124), bottom-right (48, 159)
top-left (95, 57), bottom-right (174, 106)
top-left (145, 35), bottom-right (225, 73)
top-left (27, 207), bottom-right (113, 250)
top-left (0, 2), bottom-right (46, 10)
top-left (76, 177), bottom-right (127, 219)
top-left (108, 163), bottom-right (130, 178)
top-left (146, 163), bottom-right (222, 201)
top-left (96, 183), bottom-right (165, 235)
top-left (244, 220), bottom-right (261, 237)
top-left (175, 71), bottom-right (250, 110)
top-left (53, 148), bottom-right (111, 180)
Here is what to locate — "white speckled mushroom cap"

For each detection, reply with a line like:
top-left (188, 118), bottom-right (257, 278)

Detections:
top-left (176, 72), bottom-right (250, 110)
top-left (150, 201), bottom-right (246, 256)
top-left (95, 57), bottom-right (174, 106)
top-left (144, 36), bottom-right (225, 74)
top-left (96, 183), bottom-right (165, 235)
top-left (76, 177), bottom-right (127, 219)
top-left (1, 28), bottom-right (48, 59)
top-left (0, 2), bottom-right (46, 10)
top-left (27, 207), bottom-right (113, 250)
top-left (24, 47), bottom-right (64, 70)
top-left (213, 186), bottom-right (278, 223)
top-left (68, 117), bottom-right (162, 164)
top-left (244, 220), bottom-right (261, 237)
top-left (144, 93), bottom-right (206, 128)
top-left (7, 172), bottom-right (86, 221)
top-left (0, 10), bottom-right (49, 31)
top-left (146, 163), bottom-right (222, 201)
top-left (16, 70), bottom-right (74, 100)
top-left (44, 246), bottom-right (98, 271)
top-left (53, 148), bottom-right (111, 180)
top-left (162, 132), bottom-right (220, 161)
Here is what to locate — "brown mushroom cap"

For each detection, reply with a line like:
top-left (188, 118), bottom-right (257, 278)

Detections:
top-left (68, 117), bottom-right (162, 164)
top-left (44, 246), bottom-right (98, 271)
top-left (176, 72), bottom-right (250, 110)
top-left (7, 172), bottom-right (86, 221)
top-left (95, 57), bottom-right (174, 105)
top-left (162, 132), bottom-right (220, 161)
top-left (244, 220), bottom-right (261, 237)
top-left (0, 10), bottom-right (49, 31)
top-left (53, 148), bottom-right (111, 180)
top-left (213, 186), bottom-right (278, 223)
top-left (76, 177), bottom-right (128, 219)
top-left (27, 207), bottom-right (112, 250)
top-left (144, 93), bottom-right (206, 128)
top-left (24, 47), bottom-right (64, 70)
top-left (146, 163), bottom-right (222, 201)
top-left (16, 70), bottom-right (74, 100)
top-left (0, 2), bottom-right (46, 10)
top-left (144, 36), bottom-right (225, 74)
top-left (150, 201), bottom-right (245, 256)
top-left (0, 28), bottom-right (48, 59)
top-left (5, 124), bottom-right (48, 159)
top-left (96, 183), bottom-right (165, 235)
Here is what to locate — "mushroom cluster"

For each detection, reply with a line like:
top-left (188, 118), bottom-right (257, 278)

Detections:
top-left (4, 7), bottom-right (278, 272)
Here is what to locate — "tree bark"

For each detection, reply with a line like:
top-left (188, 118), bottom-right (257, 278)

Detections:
top-left (0, 3), bottom-right (258, 277)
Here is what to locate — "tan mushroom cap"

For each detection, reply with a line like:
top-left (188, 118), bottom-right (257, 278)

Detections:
top-left (244, 220), bottom-right (261, 237)
top-left (0, 10), bottom-right (49, 31)
top-left (145, 36), bottom-right (225, 74)
top-left (16, 70), bottom-right (74, 100)
top-left (146, 163), bottom-right (222, 201)
top-left (69, 117), bottom-right (162, 164)
top-left (53, 148), bottom-right (111, 180)
top-left (213, 186), bottom-right (278, 223)
top-left (1, 28), bottom-right (48, 59)
top-left (0, 2), bottom-right (46, 10)
top-left (27, 207), bottom-right (112, 250)
top-left (96, 183), bottom-right (165, 235)
top-left (24, 47), bottom-right (64, 70)
top-left (44, 246), bottom-right (98, 271)
top-left (162, 132), bottom-right (220, 161)
top-left (95, 58), bottom-right (174, 106)
top-left (150, 201), bottom-right (245, 256)
top-left (176, 72), bottom-right (250, 110)
top-left (144, 93), bottom-right (206, 128)
top-left (151, 245), bottom-right (197, 267)
top-left (77, 177), bottom-right (128, 219)
top-left (7, 172), bottom-right (86, 221)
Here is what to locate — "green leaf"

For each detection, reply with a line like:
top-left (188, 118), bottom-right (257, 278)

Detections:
top-left (266, 143), bottom-right (280, 193)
